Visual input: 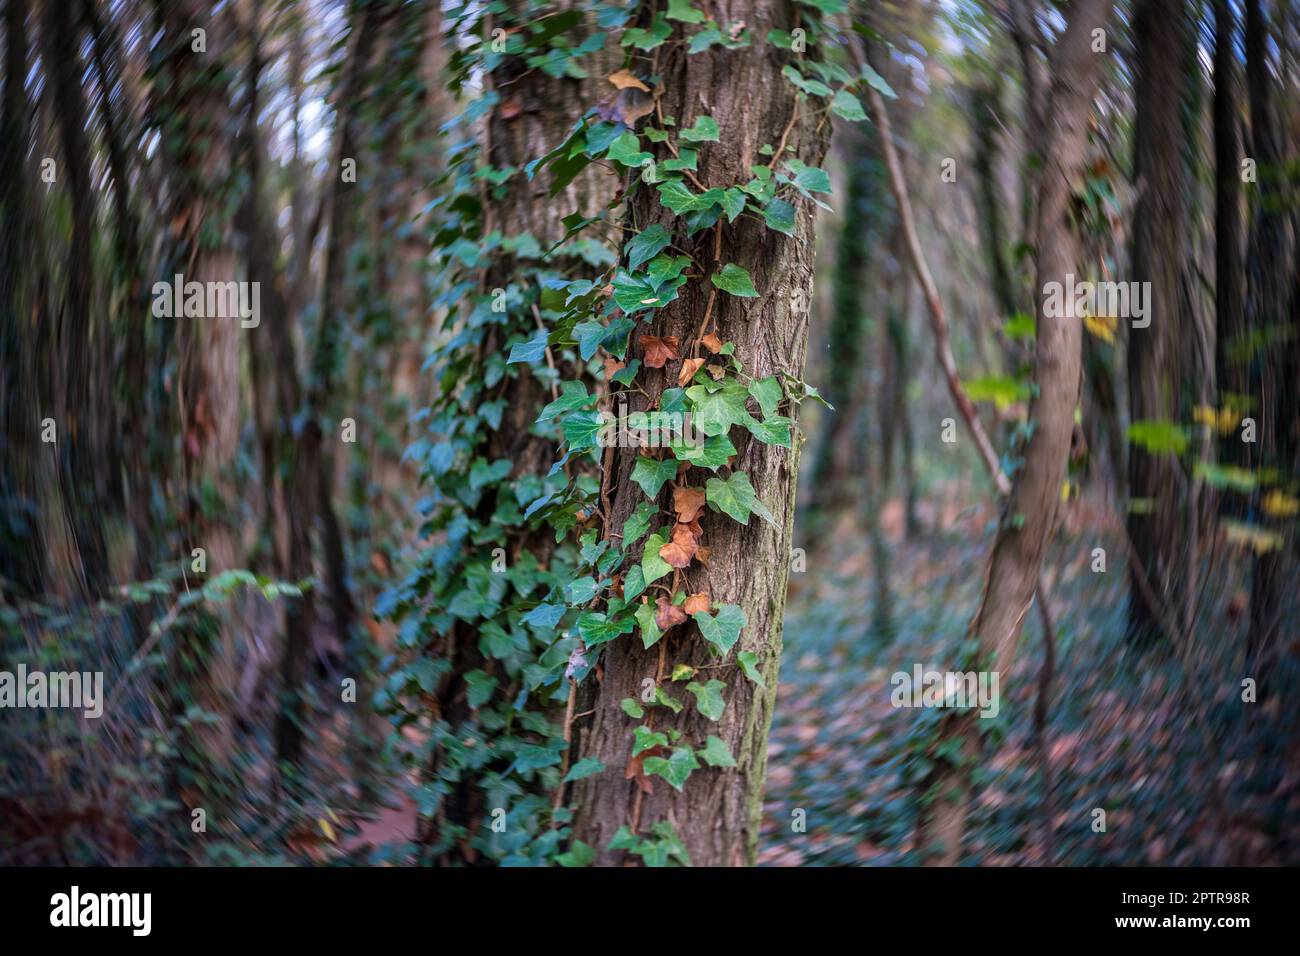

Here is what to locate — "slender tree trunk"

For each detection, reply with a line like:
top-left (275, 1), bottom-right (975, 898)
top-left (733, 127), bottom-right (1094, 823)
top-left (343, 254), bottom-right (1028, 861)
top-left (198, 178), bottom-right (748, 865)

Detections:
top-left (273, 0), bottom-right (387, 771)
top-left (807, 130), bottom-right (872, 517)
top-left (82, 0), bottom-right (153, 585)
top-left (1244, 0), bottom-right (1294, 676)
top-left (570, 0), bottom-right (831, 867)
top-left (0, 0), bottom-right (42, 599)
top-left (43, 0), bottom-right (112, 595)
top-left (907, 0), bottom-right (1112, 864)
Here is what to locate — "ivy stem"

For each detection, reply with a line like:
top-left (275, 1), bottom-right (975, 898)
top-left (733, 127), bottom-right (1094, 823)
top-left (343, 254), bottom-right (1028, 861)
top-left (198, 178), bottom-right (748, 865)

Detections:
top-left (551, 678), bottom-right (578, 816)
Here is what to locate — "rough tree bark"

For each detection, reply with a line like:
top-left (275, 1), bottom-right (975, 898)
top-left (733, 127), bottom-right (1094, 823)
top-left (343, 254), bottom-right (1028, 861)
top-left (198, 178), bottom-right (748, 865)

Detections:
top-left (571, 0), bottom-right (831, 866)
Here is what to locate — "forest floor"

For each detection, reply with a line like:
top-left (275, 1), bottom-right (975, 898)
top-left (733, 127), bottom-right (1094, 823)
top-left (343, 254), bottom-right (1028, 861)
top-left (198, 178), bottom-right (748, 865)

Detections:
top-left (758, 489), bottom-right (1300, 866)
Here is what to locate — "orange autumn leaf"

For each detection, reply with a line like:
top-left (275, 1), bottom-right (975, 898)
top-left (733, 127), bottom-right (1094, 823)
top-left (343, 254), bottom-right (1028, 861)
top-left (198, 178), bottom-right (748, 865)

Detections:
top-left (655, 595), bottom-right (688, 631)
top-left (607, 69), bottom-right (650, 92)
top-left (695, 546), bottom-right (711, 566)
top-left (673, 485), bottom-right (707, 524)
top-left (604, 357), bottom-right (625, 381)
top-left (640, 334), bottom-right (680, 369)
top-left (659, 523), bottom-right (698, 568)
top-left (701, 332), bottom-right (724, 353)
top-left (678, 357), bottom-right (705, 386)
top-left (683, 592), bottom-right (710, 615)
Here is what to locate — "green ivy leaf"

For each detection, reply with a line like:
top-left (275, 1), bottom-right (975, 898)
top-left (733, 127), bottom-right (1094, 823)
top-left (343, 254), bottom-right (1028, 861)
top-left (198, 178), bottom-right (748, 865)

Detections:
top-left (628, 223), bottom-right (673, 270)
top-left (538, 380), bottom-right (591, 422)
top-left (622, 501), bottom-right (656, 547)
top-left (607, 131), bottom-right (654, 168)
top-left (574, 316), bottom-right (635, 359)
top-left (568, 575), bottom-right (599, 603)
top-left (643, 745), bottom-right (700, 790)
top-left (686, 679), bottom-right (727, 720)
top-left (556, 840), bottom-right (596, 867)
top-left (563, 410), bottom-right (606, 452)
top-left (666, 0), bottom-right (705, 22)
top-left (680, 115), bottom-right (720, 143)
top-left (507, 329), bottom-right (549, 364)
top-left (623, 563), bottom-right (647, 601)
top-left (782, 157), bottom-right (832, 195)
top-left (693, 603), bottom-right (746, 654)
top-left (745, 415), bottom-right (792, 447)
top-left (633, 724), bottom-right (670, 757)
top-left (621, 697), bottom-right (646, 719)
top-left (635, 600), bottom-right (663, 648)
top-left (782, 64), bottom-right (832, 97)
top-left (858, 61), bottom-right (897, 98)
top-left (711, 262), bottom-right (759, 297)
top-left (685, 381), bottom-right (754, 437)
top-left (831, 88), bottom-right (867, 121)
top-left (642, 531), bottom-right (673, 585)
top-left (669, 432), bottom-right (737, 470)
top-left (655, 687), bottom-right (684, 714)
top-left (521, 603), bottom-right (566, 629)
top-left (705, 471), bottom-right (778, 527)
top-left (698, 734), bottom-right (737, 767)
top-left (631, 454), bottom-right (680, 499)
top-left (762, 197), bottom-right (797, 235)
top-left (748, 376), bottom-right (782, 418)
top-left (563, 757), bottom-right (605, 783)
top-left (578, 611), bottom-right (633, 647)
top-left (737, 650), bottom-right (765, 687)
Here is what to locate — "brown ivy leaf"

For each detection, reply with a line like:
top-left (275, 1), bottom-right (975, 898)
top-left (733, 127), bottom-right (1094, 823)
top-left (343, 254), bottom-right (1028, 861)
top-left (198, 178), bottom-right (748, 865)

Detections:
top-left (683, 592), bottom-right (710, 615)
top-left (706, 364), bottom-right (726, 380)
top-left (599, 87), bottom-right (657, 127)
top-left (678, 357), bottom-right (705, 386)
top-left (701, 332), bottom-right (724, 353)
top-left (673, 485), bottom-right (707, 524)
top-left (695, 546), bottom-right (712, 567)
top-left (499, 99), bottom-right (523, 120)
top-left (640, 335), bottom-right (681, 369)
top-left (604, 357), bottom-right (625, 381)
top-left (626, 747), bottom-right (666, 794)
top-left (659, 523), bottom-right (698, 568)
top-left (655, 595), bottom-right (689, 631)
top-left (607, 69), bottom-right (651, 92)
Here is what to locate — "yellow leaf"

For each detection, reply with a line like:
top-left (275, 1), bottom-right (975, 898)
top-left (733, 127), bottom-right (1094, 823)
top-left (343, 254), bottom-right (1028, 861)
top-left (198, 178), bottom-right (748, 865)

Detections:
top-left (319, 818), bottom-right (337, 842)
top-left (607, 69), bottom-right (650, 92)
top-left (1263, 489), bottom-right (1299, 519)
top-left (1193, 404), bottom-right (1238, 435)
top-left (1084, 313), bottom-right (1117, 344)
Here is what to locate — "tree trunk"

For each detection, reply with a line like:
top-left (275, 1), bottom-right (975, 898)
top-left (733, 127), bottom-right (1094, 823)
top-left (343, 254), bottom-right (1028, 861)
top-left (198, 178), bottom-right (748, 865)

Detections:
top-left (274, 0), bottom-right (387, 772)
top-left (1127, 0), bottom-right (1192, 648)
top-left (571, 1), bottom-right (831, 867)
top-left (1243, 0), bottom-right (1294, 676)
top-left (912, 0), bottom-right (1112, 864)
top-left (0, 0), bottom-right (42, 599)
top-left (155, 0), bottom-right (243, 777)
top-left (806, 129), bottom-right (873, 517)
top-left (43, 0), bottom-right (112, 595)
top-left (410, 0), bottom-right (616, 862)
